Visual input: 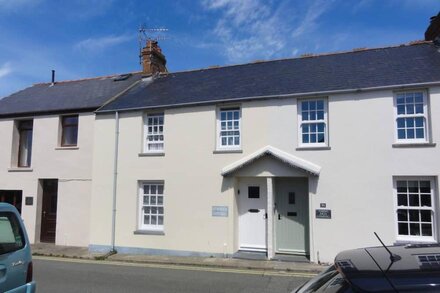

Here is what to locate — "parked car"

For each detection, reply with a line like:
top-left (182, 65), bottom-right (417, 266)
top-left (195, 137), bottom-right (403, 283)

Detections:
top-left (293, 243), bottom-right (440, 292)
top-left (0, 203), bottom-right (35, 292)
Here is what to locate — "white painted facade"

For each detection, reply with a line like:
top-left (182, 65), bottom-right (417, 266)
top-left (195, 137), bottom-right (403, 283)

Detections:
top-left (89, 87), bottom-right (440, 263)
top-left (0, 113), bottom-right (94, 246)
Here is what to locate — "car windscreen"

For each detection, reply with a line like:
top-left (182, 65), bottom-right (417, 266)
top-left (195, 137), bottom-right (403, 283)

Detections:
top-left (0, 212), bottom-right (25, 255)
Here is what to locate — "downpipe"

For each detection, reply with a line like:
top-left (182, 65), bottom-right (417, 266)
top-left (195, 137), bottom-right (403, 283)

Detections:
top-left (110, 111), bottom-right (120, 253)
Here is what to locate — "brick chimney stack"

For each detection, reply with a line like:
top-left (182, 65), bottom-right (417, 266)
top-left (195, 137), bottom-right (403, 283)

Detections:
top-left (425, 12), bottom-right (440, 43)
top-left (141, 40), bottom-right (167, 75)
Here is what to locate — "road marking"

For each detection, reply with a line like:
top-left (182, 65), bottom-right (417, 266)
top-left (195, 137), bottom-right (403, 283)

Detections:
top-left (33, 256), bottom-right (317, 278)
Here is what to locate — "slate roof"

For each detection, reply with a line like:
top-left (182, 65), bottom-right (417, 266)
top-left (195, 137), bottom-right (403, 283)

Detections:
top-left (98, 42), bottom-right (440, 112)
top-left (0, 73), bottom-right (142, 117)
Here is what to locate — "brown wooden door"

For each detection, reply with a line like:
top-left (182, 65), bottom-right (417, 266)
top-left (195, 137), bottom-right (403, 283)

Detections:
top-left (40, 179), bottom-right (58, 243)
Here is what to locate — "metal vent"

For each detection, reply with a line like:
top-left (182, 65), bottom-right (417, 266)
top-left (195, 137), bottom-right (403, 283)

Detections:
top-left (417, 254), bottom-right (440, 269)
top-left (336, 259), bottom-right (356, 271)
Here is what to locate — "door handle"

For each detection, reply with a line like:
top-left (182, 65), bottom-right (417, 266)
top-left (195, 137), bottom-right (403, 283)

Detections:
top-left (43, 211), bottom-right (46, 218)
top-left (278, 213), bottom-right (281, 220)
top-left (263, 213), bottom-right (267, 219)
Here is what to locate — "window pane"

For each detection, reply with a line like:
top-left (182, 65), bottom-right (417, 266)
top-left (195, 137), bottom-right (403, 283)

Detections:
top-left (421, 195), bottom-right (432, 207)
top-left (409, 210), bottom-right (419, 221)
top-left (408, 181), bottom-right (418, 193)
top-left (414, 92), bottom-right (423, 103)
top-left (420, 210), bottom-right (431, 222)
top-left (410, 223), bottom-right (420, 236)
top-left (398, 223), bottom-right (409, 235)
top-left (409, 194), bottom-right (419, 206)
top-left (143, 196), bottom-right (149, 205)
top-left (151, 216), bottom-right (157, 225)
top-left (302, 134), bottom-right (309, 143)
top-left (396, 181), bottom-right (407, 192)
top-left (397, 209), bottom-right (408, 221)
top-left (157, 196), bottom-right (163, 205)
top-left (144, 215), bottom-right (150, 225)
top-left (317, 100), bottom-right (324, 110)
top-left (420, 181), bottom-right (430, 193)
top-left (416, 128), bottom-right (424, 139)
top-left (158, 216), bottom-right (163, 225)
top-left (397, 194), bottom-right (407, 206)
top-left (150, 196), bottom-right (156, 205)
top-left (422, 224), bottom-right (432, 236)
top-left (398, 129), bottom-right (406, 139)
top-left (415, 104), bottom-right (423, 114)
top-left (397, 105), bottom-right (405, 115)
top-left (62, 126), bottom-right (78, 146)
top-left (302, 101), bottom-right (309, 110)
top-left (317, 133), bottom-right (325, 143)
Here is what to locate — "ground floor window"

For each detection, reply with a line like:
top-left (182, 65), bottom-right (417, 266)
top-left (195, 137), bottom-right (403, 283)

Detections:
top-left (395, 178), bottom-right (436, 242)
top-left (139, 182), bottom-right (164, 231)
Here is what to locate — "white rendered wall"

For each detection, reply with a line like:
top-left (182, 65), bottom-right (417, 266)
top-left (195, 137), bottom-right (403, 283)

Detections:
top-left (90, 86), bottom-right (440, 262)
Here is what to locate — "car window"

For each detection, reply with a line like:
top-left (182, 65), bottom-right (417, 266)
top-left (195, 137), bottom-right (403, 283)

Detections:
top-left (297, 266), bottom-right (338, 292)
top-left (0, 212), bottom-right (25, 255)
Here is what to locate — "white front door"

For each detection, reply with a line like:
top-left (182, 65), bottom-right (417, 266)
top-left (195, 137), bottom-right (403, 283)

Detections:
top-left (238, 178), bottom-right (267, 252)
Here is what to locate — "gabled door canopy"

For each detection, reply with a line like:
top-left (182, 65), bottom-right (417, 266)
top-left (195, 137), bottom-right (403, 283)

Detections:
top-left (221, 146), bottom-right (321, 176)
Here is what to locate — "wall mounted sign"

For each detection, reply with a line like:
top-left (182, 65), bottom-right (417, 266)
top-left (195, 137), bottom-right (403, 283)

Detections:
top-left (316, 209), bottom-right (331, 219)
top-left (212, 206), bottom-right (228, 217)
top-left (25, 197), bottom-right (33, 206)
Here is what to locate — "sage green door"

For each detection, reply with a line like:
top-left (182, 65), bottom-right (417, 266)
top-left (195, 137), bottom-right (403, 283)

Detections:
top-left (275, 178), bottom-right (309, 255)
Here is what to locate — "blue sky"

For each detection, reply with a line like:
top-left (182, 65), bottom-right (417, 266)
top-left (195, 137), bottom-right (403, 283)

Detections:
top-left (0, 0), bottom-right (439, 98)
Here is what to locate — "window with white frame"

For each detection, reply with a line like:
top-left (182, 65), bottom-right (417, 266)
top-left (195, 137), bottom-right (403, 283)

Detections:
top-left (139, 182), bottom-right (164, 231)
top-left (298, 99), bottom-right (328, 146)
top-left (218, 107), bottom-right (241, 149)
top-left (144, 114), bottom-right (164, 152)
top-left (395, 91), bottom-right (429, 143)
top-left (395, 179), bottom-right (436, 242)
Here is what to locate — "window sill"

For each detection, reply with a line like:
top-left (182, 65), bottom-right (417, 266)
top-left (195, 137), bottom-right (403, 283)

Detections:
top-left (392, 143), bottom-right (436, 148)
top-left (296, 146), bottom-right (331, 151)
top-left (213, 149), bottom-right (243, 154)
top-left (134, 230), bottom-right (165, 235)
top-left (55, 146), bottom-right (79, 150)
top-left (138, 152), bottom-right (165, 157)
top-left (8, 167), bottom-right (33, 172)
top-left (394, 239), bottom-right (437, 246)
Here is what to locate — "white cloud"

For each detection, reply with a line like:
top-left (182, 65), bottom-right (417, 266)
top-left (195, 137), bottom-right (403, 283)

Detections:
top-left (201, 0), bottom-right (334, 63)
top-left (0, 62), bottom-right (12, 79)
top-left (292, 0), bottom-right (334, 38)
top-left (74, 34), bottom-right (134, 52)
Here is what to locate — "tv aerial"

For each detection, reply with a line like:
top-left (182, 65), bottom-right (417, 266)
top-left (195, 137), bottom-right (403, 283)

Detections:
top-left (138, 24), bottom-right (169, 65)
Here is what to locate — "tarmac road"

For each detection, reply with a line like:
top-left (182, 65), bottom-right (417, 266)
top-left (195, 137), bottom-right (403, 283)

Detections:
top-left (33, 257), bottom-right (313, 293)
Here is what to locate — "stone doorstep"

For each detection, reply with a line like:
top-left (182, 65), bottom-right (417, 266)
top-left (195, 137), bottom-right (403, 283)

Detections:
top-left (30, 244), bottom-right (325, 274)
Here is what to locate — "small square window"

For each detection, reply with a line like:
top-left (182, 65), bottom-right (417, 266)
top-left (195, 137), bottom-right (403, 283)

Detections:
top-left (248, 186), bottom-right (260, 199)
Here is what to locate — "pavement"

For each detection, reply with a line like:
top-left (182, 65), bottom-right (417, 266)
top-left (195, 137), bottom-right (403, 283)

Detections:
top-left (31, 243), bottom-right (326, 274)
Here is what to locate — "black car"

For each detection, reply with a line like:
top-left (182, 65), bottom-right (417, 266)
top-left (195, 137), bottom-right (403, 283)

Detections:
top-left (294, 243), bottom-right (440, 292)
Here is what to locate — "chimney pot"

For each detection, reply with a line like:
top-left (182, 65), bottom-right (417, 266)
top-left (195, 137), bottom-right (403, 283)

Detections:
top-left (51, 70), bottom-right (55, 86)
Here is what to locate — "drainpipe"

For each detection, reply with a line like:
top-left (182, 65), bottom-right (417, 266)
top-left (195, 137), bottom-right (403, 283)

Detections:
top-left (110, 111), bottom-right (120, 253)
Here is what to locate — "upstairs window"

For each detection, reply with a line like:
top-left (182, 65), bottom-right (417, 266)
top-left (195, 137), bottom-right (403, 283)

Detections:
top-left (144, 113), bottom-right (164, 152)
top-left (218, 108), bottom-right (241, 149)
top-left (61, 115), bottom-right (79, 146)
top-left (298, 99), bottom-right (328, 147)
top-left (395, 91), bottom-right (429, 143)
top-left (17, 120), bottom-right (33, 167)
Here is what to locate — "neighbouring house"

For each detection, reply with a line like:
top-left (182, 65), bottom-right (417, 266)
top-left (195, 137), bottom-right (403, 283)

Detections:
top-left (1, 17), bottom-right (440, 263)
top-left (0, 72), bottom-right (141, 246)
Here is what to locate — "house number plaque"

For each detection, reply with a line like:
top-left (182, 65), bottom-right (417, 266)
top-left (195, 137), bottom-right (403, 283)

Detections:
top-left (315, 209), bottom-right (331, 219)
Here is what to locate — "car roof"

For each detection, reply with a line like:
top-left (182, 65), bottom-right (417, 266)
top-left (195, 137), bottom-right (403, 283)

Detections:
top-left (0, 203), bottom-right (20, 213)
top-left (335, 244), bottom-right (440, 292)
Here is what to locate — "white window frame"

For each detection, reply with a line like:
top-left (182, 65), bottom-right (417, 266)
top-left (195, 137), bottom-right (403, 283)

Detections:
top-left (393, 177), bottom-right (437, 243)
top-left (216, 107), bottom-right (241, 150)
top-left (297, 98), bottom-right (328, 148)
top-left (138, 181), bottom-right (164, 231)
top-left (394, 91), bottom-right (430, 144)
top-left (143, 113), bottom-right (164, 153)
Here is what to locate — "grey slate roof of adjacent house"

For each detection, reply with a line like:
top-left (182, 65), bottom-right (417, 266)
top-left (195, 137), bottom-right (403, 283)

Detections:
top-left (0, 73), bottom-right (142, 117)
top-left (98, 42), bottom-right (440, 112)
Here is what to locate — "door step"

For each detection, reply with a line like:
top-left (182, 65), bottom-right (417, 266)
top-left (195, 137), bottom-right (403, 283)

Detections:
top-left (232, 250), bottom-right (267, 260)
top-left (273, 254), bottom-right (310, 263)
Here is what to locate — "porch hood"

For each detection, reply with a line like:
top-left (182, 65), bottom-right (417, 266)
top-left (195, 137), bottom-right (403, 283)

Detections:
top-left (221, 146), bottom-right (321, 176)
